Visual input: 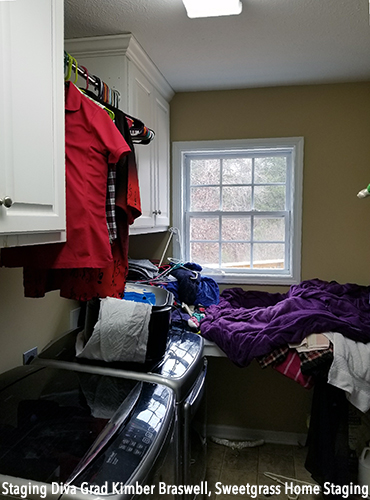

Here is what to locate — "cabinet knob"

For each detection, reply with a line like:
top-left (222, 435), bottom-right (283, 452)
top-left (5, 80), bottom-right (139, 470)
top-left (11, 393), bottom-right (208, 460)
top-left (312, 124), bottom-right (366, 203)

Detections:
top-left (153, 210), bottom-right (158, 215)
top-left (0, 196), bottom-right (13, 208)
top-left (158, 209), bottom-right (161, 215)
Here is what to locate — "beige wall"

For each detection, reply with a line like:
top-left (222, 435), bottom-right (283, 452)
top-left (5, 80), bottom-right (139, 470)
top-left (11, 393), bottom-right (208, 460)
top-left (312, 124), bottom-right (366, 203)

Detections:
top-left (0, 267), bottom-right (78, 373)
top-left (207, 358), bottom-right (312, 435)
top-left (170, 82), bottom-right (370, 285)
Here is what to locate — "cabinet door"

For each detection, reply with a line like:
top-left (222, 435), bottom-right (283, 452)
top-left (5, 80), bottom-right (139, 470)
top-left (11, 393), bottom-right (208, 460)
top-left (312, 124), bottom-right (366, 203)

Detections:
top-left (128, 61), bottom-right (156, 230)
top-left (0, 0), bottom-right (65, 247)
top-left (154, 91), bottom-right (170, 229)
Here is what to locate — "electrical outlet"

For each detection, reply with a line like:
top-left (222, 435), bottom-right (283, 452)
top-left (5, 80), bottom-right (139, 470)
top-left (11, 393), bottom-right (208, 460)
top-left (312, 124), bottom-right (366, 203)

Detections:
top-left (23, 347), bottom-right (38, 365)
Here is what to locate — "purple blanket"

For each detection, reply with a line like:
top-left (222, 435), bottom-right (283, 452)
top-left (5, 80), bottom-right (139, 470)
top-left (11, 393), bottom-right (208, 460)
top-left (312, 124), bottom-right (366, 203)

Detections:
top-left (200, 279), bottom-right (370, 367)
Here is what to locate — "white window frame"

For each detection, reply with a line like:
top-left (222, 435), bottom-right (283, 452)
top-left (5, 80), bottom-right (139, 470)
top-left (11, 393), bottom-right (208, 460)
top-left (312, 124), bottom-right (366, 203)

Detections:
top-left (172, 137), bottom-right (304, 285)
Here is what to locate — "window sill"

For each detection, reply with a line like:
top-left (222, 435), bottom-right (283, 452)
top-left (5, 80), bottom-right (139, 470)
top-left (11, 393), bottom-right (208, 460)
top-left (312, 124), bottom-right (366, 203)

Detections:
top-left (203, 339), bottom-right (227, 357)
top-left (202, 272), bottom-right (300, 286)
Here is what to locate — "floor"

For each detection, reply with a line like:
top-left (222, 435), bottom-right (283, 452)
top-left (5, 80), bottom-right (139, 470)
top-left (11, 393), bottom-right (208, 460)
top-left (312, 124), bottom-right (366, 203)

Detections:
top-left (205, 440), bottom-right (320, 500)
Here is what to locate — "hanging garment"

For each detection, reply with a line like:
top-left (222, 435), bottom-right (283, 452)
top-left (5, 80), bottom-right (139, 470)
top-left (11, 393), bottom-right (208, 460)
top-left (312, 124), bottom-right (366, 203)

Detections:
top-left (324, 332), bottom-right (370, 413)
top-left (36, 101), bottom-right (142, 300)
top-left (81, 90), bottom-right (142, 221)
top-left (305, 377), bottom-right (352, 491)
top-left (1, 82), bottom-right (131, 270)
top-left (15, 91), bottom-right (142, 301)
top-left (21, 207), bottom-right (131, 300)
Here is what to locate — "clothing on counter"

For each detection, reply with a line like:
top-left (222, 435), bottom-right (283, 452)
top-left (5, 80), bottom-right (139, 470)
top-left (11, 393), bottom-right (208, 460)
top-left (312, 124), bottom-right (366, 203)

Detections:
top-left (273, 350), bottom-right (314, 389)
top-left (324, 332), bottom-right (370, 413)
top-left (256, 340), bottom-right (334, 388)
top-left (169, 263), bottom-right (202, 305)
top-left (164, 262), bottom-right (219, 307)
top-left (196, 275), bottom-right (220, 307)
top-left (257, 346), bottom-right (289, 369)
top-left (200, 279), bottom-right (370, 367)
top-left (127, 259), bottom-right (160, 281)
top-left (298, 346), bottom-right (333, 376)
top-left (289, 333), bottom-right (331, 352)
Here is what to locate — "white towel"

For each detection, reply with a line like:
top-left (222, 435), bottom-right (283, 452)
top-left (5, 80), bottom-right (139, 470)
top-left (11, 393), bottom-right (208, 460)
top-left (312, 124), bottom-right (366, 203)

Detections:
top-left (76, 297), bottom-right (152, 364)
top-left (324, 332), bottom-right (370, 413)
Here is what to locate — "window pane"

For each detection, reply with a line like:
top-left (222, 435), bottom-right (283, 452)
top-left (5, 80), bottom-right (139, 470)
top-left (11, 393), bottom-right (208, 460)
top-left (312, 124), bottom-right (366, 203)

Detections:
top-left (222, 158), bottom-right (252, 184)
top-left (253, 243), bottom-right (285, 268)
top-left (222, 243), bottom-right (250, 267)
top-left (222, 217), bottom-right (251, 240)
top-left (222, 186), bottom-right (252, 211)
top-left (254, 185), bottom-right (285, 211)
top-left (254, 218), bottom-right (285, 241)
top-left (254, 157), bottom-right (287, 183)
top-left (190, 159), bottom-right (220, 185)
top-left (190, 242), bottom-right (219, 266)
top-left (190, 187), bottom-right (220, 211)
top-left (190, 217), bottom-right (219, 240)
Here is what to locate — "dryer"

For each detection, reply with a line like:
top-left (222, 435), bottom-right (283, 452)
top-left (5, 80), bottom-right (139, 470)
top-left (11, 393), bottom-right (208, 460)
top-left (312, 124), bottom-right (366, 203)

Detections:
top-left (35, 326), bottom-right (207, 499)
top-left (0, 364), bottom-right (176, 500)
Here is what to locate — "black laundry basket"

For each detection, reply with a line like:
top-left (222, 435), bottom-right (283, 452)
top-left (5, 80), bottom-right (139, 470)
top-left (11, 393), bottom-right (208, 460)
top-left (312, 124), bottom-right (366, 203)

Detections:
top-left (83, 285), bottom-right (174, 364)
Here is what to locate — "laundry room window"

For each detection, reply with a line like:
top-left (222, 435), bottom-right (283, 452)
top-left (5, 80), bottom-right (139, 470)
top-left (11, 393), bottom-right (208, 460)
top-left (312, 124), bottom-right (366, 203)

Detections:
top-left (172, 138), bottom-right (304, 285)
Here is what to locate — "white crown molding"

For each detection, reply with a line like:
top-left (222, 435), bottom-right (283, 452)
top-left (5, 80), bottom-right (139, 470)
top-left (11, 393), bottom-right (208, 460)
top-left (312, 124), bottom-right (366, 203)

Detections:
top-left (65, 34), bottom-right (174, 101)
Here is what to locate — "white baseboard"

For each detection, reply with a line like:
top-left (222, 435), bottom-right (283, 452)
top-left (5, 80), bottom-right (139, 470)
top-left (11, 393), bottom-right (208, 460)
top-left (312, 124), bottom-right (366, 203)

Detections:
top-left (207, 424), bottom-right (307, 446)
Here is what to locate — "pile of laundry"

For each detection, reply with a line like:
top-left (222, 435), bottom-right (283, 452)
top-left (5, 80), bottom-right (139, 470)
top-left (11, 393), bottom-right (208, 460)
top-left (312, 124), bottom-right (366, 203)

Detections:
top-left (127, 259), bottom-right (159, 281)
top-left (126, 259), bottom-right (219, 331)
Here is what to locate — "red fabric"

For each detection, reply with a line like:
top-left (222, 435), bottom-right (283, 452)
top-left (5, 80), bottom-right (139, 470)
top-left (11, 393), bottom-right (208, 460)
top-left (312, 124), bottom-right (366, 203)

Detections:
top-left (1, 82), bottom-right (131, 269)
top-left (21, 150), bottom-right (142, 300)
top-left (23, 207), bottom-right (130, 300)
top-left (273, 350), bottom-right (314, 389)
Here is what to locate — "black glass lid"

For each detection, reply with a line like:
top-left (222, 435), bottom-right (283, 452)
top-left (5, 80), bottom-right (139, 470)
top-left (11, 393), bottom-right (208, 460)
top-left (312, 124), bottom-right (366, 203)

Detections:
top-left (0, 366), bottom-right (138, 484)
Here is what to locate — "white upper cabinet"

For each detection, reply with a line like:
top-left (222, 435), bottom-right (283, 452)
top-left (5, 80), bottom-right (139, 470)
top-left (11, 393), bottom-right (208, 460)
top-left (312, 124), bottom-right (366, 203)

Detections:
top-left (0, 0), bottom-right (66, 248)
top-left (64, 34), bottom-right (174, 235)
top-left (127, 61), bottom-right (156, 230)
top-left (128, 61), bottom-right (170, 231)
top-left (153, 90), bottom-right (170, 229)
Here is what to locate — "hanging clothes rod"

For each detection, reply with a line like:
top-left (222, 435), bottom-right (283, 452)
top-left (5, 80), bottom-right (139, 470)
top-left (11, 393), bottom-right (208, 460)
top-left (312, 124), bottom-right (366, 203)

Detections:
top-left (64, 51), bottom-right (121, 108)
top-left (73, 61), bottom-right (99, 89)
top-left (64, 51), bottom-right (155, 144)
top-left (64, 51), bottom-right (97, 88)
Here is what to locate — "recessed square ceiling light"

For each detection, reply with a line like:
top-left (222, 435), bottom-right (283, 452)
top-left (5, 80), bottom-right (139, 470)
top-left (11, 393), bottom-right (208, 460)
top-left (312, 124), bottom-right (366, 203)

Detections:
top-left (182, 0), bottom-right (242, 18)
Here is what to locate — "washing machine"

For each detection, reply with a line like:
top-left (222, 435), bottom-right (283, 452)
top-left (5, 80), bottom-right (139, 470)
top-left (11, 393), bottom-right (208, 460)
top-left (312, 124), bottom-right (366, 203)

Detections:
top-left (0, 364), bottom-right (176, 500)
top-left (34, 325), bottom-right (207, 500)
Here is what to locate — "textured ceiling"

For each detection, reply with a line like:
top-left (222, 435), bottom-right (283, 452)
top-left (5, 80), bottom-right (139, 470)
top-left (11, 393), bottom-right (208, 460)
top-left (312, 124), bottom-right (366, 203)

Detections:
top-left (64, 0), bottom-right (370, 92)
